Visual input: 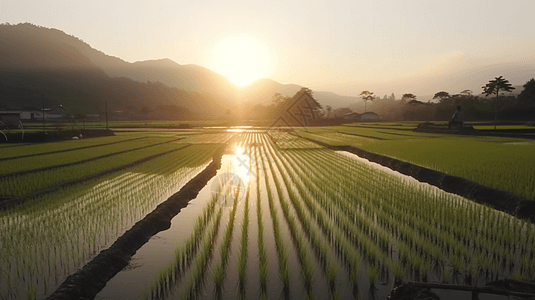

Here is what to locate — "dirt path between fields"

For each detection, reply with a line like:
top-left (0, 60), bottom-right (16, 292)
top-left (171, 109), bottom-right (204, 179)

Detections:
top-left (45, 146), bottom-right (225, 300)
top-left (299, 136), bottom-right (535, 222)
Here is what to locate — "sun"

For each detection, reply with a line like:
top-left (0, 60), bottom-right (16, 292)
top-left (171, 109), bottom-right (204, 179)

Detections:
top-left (211, 35), bottom-right (271, 87)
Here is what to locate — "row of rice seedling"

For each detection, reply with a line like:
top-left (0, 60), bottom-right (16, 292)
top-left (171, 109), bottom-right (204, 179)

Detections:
top-left (280, 140), bottom-right (535, 284)
top-left (68, 131), bottom-right (532, 299)
top-left (343, 122), bottom-right (420, 130)
top-left (280, 148), bottom-right (426, 282)
top-left (253, 145), bottom-right (269, 298)
top-left (237, 185), bottom-right (250, 295)
top-left (267, 130), bottom-right (321, 150)
top-left (260, 145), bottom-right (292, 294)
top-left (178, 206), bottom-right (224, 300)
top-left (0, 144), bottom-right (217, 299)
top-left (0, 142), bottom-right (189, 197)
top-left (296, 125), bottom-right (535, 200)
top-left (356, 134), bottom-right (535, 200)
top-left (262, 135), bottom-right (362, 292)
top-left (211, 181), bottom-right (242, 297)
top-left (0, 133), bottom-right (146, 160)
top-left (180, 132), bottom-right (235, 144)
top-left (0, 136), bottom-right (176, 175)
top-left (293, 130), bottom-right (353, 146)
top-left (145, 193), bottom-right (222, 299)
top-left (335, 126), bottom-right (438, 140)
top-left (261, 138), bottom-right (345, 298)
top-left (260, 132), bottom-right (532, 290)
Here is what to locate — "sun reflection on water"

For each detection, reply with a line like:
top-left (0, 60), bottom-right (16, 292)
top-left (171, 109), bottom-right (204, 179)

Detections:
top-left (233, 145), bottom-right (253, 186)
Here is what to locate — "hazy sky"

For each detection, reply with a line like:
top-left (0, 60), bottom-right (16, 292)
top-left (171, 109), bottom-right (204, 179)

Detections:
top-left (2, 0), bottom-right (535, 98)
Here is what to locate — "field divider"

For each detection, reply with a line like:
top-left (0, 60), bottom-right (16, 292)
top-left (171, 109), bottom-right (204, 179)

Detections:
top-left (342, 124), bottom-right (415, 132)
top-left (0, 142), bottom-right (190, 209)
top-left (335, 131), bottom-right (388, 140)
top-left (0, 137), bottom-right (184, 180)
top-left (295, 134), bottom-right (535, 222)
top-left (45, 145), bottom-right (226, 300)
top-left (0, 136), bottom-right (147, 162)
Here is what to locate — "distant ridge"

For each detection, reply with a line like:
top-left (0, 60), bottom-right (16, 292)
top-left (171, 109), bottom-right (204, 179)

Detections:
top-left (239, 78), bottom-right (362, 109)
top-left (0, 23), bottom-right (235, 117)
top-left (0, 23), bottom-right (365, 116)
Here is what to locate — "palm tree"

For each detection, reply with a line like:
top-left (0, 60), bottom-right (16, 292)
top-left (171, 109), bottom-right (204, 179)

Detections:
top-left (359, 90), bottom-right (375, 112)
top-left (482, 76), bottom-right (515, 130)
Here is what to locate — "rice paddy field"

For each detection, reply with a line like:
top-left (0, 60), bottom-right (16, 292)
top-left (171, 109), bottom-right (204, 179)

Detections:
top-left (0, 126), bottom-right (534, 300)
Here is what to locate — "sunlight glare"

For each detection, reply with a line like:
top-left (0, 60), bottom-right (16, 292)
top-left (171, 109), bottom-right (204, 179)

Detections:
top-left (212, 35), bottom-right (271, 87)
top-left (233, 145), bottom-right (253, 185)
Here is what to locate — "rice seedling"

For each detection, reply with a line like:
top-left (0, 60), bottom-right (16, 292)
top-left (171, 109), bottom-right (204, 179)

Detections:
top-left (389, 260), bottom-right (407, 284)
top-left (366, 263), bottom-right (379, 287)
top-left (5, 131), bottom-right (535, 299)
top-left (260, 149), bottom-right (291, 294)
top-left (237, 187), bottom-right (250, 292)
top-left (0, 136), bottom-right (177, 176)
top-left (0, 134), bottom-right (145, 160)
top-left (0, 144), bottom-right (217, 299)
top-left (0, 142), bottom-right (190, 197)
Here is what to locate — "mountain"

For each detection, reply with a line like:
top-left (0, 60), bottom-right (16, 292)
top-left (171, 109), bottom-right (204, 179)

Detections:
top-left (238, 78), bottom-right (362, 109)
top-left (0, 23), bottom-right (234, 118)
top-left (0, 22), bottom-right (362, 121)
top-left (21, 23), bottom-right (358, 110)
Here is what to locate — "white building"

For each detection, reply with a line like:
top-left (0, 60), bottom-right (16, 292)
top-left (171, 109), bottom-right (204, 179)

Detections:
top-left (0, 105), bottom-right (69, 121)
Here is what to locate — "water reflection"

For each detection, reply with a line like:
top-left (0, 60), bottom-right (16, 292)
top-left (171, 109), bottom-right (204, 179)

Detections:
top-left (209, 145), bottom-right (254, 206)
top-left (233, 145), bottom-right (254, 185)
top-left (227, 126), bottom-right (253, 133)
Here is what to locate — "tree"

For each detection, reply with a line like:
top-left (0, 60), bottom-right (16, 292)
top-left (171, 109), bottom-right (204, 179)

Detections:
top-left (517, 78), bottom-right (535, 104)
top-left (433, 91), bottom-right (450, 103)
top-left (359, 90), bottom-right (375, 112)
top-left (401, 93), bottom-right (417, 103)
top-left (333, 107), bottom-right (353, 118)
top-left (325, 105), bottom-right (332, 118)
top-left (271, 93), bottom-right (286, 106)
top-left (460, 89), bottom-right (473, 96)
top-left (407, 100), bottom-right (428, 106)
top-left (482, 76), bottom-right (515, 129)
top-left (298, 87), bottom-right (323, 117)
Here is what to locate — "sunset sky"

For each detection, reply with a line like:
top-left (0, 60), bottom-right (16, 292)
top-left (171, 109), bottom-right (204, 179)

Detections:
top-left (2, 0), bottom-right (535, 98)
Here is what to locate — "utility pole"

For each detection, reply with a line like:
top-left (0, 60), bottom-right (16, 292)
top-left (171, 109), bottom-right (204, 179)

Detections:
top-left (494, 91), bottom-right (498, 130)
top-left (105, 100), bottom-right (109, 131)
top-left (42, 94), bottom-right (46, 132)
